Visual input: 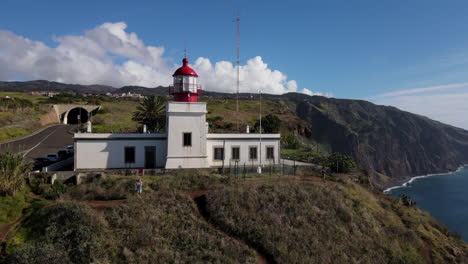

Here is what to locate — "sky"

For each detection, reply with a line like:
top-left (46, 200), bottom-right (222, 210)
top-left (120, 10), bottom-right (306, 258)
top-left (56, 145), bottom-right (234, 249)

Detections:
top-left (0, 0), bottom-right (467, 129)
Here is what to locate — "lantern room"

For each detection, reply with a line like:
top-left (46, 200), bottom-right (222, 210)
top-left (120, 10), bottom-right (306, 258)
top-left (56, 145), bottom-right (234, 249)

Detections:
top-left (169, 58), bottom-right (202, 102)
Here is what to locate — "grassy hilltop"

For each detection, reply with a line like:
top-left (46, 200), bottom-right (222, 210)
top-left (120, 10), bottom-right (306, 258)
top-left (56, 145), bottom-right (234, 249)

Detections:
top-left (1, 171), bottom-right (467, 263)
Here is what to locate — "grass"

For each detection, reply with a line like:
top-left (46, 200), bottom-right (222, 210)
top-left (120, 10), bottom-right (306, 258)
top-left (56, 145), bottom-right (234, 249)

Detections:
top-left (0, 93), bottom-right (53, 142)
top-left (5, 186), bottom-right (256, 263)
top-left (62, 172), bottom-right (233, 201)
top-left (0, 92), bottom-right (47, 103)
top-left (3, 170), bottom-right (467, 263)
top-left (91, 99), bottom-right (139, 133)
top-left (204, 179), bottom-right (468, 264)
top-left (203, 98), bottom-right (311, 134)
top-left (0, 187), bottom-right (29, 225)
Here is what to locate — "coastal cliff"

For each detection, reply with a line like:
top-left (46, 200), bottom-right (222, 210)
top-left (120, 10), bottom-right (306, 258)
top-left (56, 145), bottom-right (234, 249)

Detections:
top-left (285, 93), bottom-right (468, 188)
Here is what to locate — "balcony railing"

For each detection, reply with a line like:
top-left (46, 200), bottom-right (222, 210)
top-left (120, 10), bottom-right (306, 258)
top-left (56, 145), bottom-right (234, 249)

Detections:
top-left (169, 83), bottom-right (202, 94)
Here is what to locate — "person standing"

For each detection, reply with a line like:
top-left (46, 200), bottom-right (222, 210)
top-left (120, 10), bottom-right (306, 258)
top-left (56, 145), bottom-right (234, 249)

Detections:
top-left (135, 177), bottom-right (143, 197)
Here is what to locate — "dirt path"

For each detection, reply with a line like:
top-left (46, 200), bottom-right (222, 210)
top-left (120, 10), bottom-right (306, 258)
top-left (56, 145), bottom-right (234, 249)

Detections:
top-left (85, 199), bottom-right (125, 210)
top-left (184, 176), bottom-right (331, 264)
top-left (0, 215), bottom-right (24, 243)
top-left (191, 192), bottom-right (274, 264)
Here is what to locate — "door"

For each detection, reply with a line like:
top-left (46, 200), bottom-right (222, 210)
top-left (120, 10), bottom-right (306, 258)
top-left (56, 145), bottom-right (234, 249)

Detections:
top-left (145, 146), bottom-right (156, 169)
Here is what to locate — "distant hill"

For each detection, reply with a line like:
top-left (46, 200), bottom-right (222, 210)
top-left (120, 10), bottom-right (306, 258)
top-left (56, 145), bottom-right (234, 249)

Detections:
top-left (0, 80), bottom-right (116, 94)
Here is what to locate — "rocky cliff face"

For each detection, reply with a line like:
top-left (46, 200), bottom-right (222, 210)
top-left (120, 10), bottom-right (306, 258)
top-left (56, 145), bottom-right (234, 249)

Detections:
top-left (285, 93), bottom-right (468, 188)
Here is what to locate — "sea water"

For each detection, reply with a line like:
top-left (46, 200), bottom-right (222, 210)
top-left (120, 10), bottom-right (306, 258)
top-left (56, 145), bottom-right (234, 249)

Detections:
top-left (385, 166), bottom-right (468, 242)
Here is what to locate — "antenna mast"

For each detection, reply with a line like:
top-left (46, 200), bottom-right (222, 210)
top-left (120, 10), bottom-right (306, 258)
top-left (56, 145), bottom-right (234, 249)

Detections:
top-left (236, 11), bottom-right (240, 132)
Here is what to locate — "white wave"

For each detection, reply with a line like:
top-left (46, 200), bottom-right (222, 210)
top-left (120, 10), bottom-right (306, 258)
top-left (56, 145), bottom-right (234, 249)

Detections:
top-left (383, 164), bottom-right (468, 194)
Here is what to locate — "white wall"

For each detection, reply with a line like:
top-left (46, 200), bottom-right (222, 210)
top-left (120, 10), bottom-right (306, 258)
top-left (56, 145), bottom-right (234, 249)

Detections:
top-left (206, 136), bottom-right (280, 167)
top-left (165, 102), bottom-right (209, 168)
top-left (75, 136), bottom-right (167, 170)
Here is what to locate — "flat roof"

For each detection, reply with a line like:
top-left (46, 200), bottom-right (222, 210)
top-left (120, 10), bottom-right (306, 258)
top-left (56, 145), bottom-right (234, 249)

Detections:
top-left (206, 133), bottom-right (280, 140)
top-left (74, 133), bottom-right (167, 140)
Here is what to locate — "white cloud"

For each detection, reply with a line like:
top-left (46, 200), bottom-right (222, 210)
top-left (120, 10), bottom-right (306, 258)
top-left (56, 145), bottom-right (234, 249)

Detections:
top-left (0, 22), bottom-right (330, 96)
top-left (373, 84), bottom-right (468, 130)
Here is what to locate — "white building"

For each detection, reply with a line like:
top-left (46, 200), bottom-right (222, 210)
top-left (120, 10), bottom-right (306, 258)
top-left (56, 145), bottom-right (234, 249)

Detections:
top-left (74, 58), bottom-right (280, 170)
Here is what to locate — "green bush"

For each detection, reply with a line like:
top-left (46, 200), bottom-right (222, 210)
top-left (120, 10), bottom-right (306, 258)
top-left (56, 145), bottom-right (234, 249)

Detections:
top-left (42, 181), bottom-right (68, 200)
top-left (0, 187), bottom-right (29, 225)
top-left (323, 153), bottom-right (356, 173)
top-left (280, 134), bottom-right (299, 149)
top-left (254, 114), bottom-right (280, 133)
top-left (6, 202), bottom-right (106, 263)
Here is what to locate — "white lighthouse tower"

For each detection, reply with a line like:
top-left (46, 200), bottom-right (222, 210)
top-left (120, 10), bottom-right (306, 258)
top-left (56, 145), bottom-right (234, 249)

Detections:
top-left (165, 58), bottom-right (209, 168)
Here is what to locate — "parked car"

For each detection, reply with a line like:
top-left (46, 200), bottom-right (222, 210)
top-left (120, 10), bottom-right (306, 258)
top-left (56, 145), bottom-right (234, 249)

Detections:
top-left (46, 153), bottom-right (59, 162)
top-left (57, 150), bottom-right (69, 160)
top-left (66, 145), bottom-right (74, 154)
top-left (33, 157), bottom-right (51, 170)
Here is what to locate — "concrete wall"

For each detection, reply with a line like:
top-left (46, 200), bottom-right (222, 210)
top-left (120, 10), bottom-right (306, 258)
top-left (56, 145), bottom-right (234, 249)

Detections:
top-left (165, 102), bottom-right (209, 168)
top-left (74, 133), bottom-right (167, 170)
top-left (42, 157), bottom-right (74, 172)
top-left (206, 134), bottom-right (280, 168)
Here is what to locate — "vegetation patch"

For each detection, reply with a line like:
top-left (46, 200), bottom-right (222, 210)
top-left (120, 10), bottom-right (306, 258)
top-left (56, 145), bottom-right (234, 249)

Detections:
top-left (102, 193), bottom-right (256, 263)
top-left (204, 181), bottom-right (468, 264)
top-left (0, 187), bottom-right (29, 225)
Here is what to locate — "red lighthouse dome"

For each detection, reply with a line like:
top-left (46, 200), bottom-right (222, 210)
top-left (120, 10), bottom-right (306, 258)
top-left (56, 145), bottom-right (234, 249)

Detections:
top-left (170, 58), bottom-right (202, 102)
top-left (173, 58), bottom-right (198, 77)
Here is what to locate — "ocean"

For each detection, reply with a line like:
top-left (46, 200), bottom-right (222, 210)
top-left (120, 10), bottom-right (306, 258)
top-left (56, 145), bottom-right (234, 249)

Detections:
top-left (385, 166), bottom-right (468, 242)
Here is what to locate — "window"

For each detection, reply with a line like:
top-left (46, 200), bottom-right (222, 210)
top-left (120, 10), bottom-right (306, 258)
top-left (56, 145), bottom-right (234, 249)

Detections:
top-left (214, 147), bottom-right (224, 161)
top-left (231, 147), bottom-right (240, 160)
top-left (267, 146), bottom-right (275, 160)
top-left (183, 132), bottom-right (192, 146)
top-left (249, 146), bottom-right (258, 160)
top-left (124, 147), bottom-right (135, 163)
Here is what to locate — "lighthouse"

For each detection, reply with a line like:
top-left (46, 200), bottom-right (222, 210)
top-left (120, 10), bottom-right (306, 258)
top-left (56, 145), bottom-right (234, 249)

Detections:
top-left (165, 57), bottom-right (209, 168)
top-left (170, 58), bottom-right (201, 102)
top-left (74, 56), bottom-right (281, 171)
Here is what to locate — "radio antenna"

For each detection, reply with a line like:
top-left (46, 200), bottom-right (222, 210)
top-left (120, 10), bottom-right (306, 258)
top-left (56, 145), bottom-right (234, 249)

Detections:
top-left (236, 11), bottom-right (240, 132)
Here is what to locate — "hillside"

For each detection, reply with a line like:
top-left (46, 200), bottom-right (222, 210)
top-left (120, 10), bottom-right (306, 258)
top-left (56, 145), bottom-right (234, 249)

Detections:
top-left (1, 172), bottom-right (467, 263)
top-left (281, 93), bottom-right (468, 188)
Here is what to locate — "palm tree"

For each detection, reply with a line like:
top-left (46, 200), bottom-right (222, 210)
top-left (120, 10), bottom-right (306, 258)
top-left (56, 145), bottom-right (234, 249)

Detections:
top-left (0, 152), bottom-right (32, 196)
top-left (132, 96), bottom-right (167, 132)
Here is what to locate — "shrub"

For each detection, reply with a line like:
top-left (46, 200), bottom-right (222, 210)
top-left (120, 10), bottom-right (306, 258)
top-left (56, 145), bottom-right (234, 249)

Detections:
top-left (42, 181), bottom-right (68, 200)
top-left (6, 202), bottom-right (106, 263)
top-left (0, 152), bottom-right (32, 196)
top-left (280, 134), bottom-right (300, 149)
top-left (399, 194), bottom-right (417, 207)
top-left (254, 114), bottom-right (280, 133)
top-left (323, 153), bottom-right (356, 173)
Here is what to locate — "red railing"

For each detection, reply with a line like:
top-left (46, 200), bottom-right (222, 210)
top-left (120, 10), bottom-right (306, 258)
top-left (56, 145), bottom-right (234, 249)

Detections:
top-left (169, 83), bottom-right (202, 94)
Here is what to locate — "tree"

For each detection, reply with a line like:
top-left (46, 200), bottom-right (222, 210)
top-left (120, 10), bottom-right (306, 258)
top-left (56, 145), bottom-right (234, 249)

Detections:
top-left (324, 153), bottom-right (356, 173)
top-left (254, 114), bottom-right (281, 133)
top-left (0, 152), bottom-right (32, 196)
top-left (132, 96), bottom-right (167, 132)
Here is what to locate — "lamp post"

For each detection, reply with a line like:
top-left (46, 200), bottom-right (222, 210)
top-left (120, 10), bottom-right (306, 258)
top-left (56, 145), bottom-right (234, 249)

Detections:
top-left (258, 88), bottom-right (262, 174)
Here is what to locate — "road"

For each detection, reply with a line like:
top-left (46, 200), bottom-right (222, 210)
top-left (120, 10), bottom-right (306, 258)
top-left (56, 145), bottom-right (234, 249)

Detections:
top-left (0, 125), bottom-right (75, 160)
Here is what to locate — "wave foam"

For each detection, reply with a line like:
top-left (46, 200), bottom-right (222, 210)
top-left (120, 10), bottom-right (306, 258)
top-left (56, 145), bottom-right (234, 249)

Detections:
top-left (383, 164), bottom-right (468, 194)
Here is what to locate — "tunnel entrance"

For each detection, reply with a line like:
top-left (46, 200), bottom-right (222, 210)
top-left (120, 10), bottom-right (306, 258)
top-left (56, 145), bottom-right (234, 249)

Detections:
top-left (66, 108), bottom-right (89, 124)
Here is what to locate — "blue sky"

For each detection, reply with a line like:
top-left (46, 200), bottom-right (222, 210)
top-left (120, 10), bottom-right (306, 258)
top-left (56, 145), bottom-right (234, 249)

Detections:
top-left (1, 0), bottom-right (467, 129)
